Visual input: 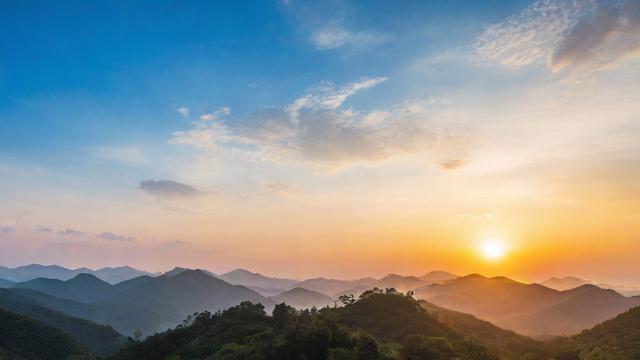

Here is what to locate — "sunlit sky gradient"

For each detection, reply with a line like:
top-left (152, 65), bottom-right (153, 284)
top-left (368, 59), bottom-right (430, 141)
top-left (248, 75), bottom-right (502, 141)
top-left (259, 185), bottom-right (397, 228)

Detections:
top-left (1, 0), bottom-right (639, 284)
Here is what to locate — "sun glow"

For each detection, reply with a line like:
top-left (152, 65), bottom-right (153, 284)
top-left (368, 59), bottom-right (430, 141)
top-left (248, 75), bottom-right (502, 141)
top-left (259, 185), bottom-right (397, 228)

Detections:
top-left (480, 239), bottom-right (507, 261)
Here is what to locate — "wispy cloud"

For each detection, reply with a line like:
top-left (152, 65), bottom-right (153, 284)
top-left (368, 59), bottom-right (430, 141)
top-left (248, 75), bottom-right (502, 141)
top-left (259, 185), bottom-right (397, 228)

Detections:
top-left (0, 226), bottom-right (14, 234)
top-left (92, 146), bottom-right (147, 166)
top-left (177, 106), bottom-right (190, 117)
top-left (58, 228), bottom-right (86, 237)
top-left (200, 107), bottom-right (231, 121)
top-left (310, 27), bottom-right (392, 50)
top-left (265, 182), bottom-right (297, 196)
top-left (168, 77), bottom-right (468, 169)
top-left (98, 231), bottom-right (134, 242)
top-left (139, 179), bottom-right (207, 199)
top-left (36, 226), bottom-right (52, 233)
top-left (475, 0), bottom-right (640, 74)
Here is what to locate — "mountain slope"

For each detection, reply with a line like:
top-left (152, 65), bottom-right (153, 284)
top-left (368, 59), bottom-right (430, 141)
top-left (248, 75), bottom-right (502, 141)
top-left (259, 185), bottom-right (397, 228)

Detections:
top-left (13, 273), bottom-right (115, 303)
top-left (0, 307), bottom-right (90, 360)
top-left (270, 287), bottom-right (334, 309)
top-left (100, 270), bottom-right (275, 331)
top-left (414, 274), bottom-right (640, 336)
top-left (573, 306), bottom-right (640, 359)
top-left (8, 287), bottom-right (177, 337)
top-left (420, 301), bottom-right (549, 360)
top-left (0, 278), bottom-right (14, 288)
top-left (500, 284), bottom-right (640, 336)
top-left (219, 268), bottom-right (298, 290)
top-left (0, 289), bottom-right (126, 356)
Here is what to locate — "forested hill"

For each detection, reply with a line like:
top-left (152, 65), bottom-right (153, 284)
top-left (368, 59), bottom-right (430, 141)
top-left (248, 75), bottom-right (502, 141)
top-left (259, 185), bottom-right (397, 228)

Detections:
top-left (0, 308), bottom-right (90, 360)
top-left (109, 290), bottom-right (503, 360)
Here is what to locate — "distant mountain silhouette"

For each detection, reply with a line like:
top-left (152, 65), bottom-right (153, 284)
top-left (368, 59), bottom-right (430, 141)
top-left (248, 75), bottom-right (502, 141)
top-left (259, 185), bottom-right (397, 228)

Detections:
top-left (162, 266), bottom-right (216, 277)
top-left (0, 264), bottom-right (154, 283)
top-left (99, 270), bottom-right (274, 333)
top-left (0, 289), bottom-right (125, 356)
top-left (294, 276), bottom-right (378, 297)
top-left (270, 287), bottom-right (334, 309)
top-left (414, 274), bottom-right (640, 336)
top-left (6, 270), bottom-right (274, 337)
top-left (0, 278), bottom-right (15, 288)
top-left (542, 276), bottom-right (640, 297)
top-left (377, 274), bottom-right (425, 291)
top-left (419, 270), bottom-right (458, 283)
top-left (219, 268), bottom-right (298, 290)
top-left (0, 307), bottom-right (89, 359)
top-left (13, 273), bottom-right (114, 303)
top-left (541, 276), bottom-right (589, 291)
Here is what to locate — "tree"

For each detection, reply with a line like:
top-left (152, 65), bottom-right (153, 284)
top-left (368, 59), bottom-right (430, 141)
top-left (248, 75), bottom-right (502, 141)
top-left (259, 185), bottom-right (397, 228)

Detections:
top-left (338, 294), bottom-right (356, 306)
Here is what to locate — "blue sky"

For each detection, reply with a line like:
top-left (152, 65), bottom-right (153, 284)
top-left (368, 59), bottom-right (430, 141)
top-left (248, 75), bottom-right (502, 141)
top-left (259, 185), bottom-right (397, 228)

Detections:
top-left (0, 0), bottom-right (528, 163)
top-left (1, 0), bottom-right (639, 282)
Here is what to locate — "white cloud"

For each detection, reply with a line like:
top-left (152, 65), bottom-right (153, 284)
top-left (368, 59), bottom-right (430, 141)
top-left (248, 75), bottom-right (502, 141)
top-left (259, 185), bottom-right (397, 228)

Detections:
top-left (310, 27), bottom-right (392, 50)
top-left (475, 0), bottom-right (640, 74)
top-left (177, 107), bottom-right (190, 117)
top-left (286, 77), bottom-right (387, 122)
top-left (169, 77), bottom-right (468, 169)
top-left (200, 107), bottom-right (231, 121)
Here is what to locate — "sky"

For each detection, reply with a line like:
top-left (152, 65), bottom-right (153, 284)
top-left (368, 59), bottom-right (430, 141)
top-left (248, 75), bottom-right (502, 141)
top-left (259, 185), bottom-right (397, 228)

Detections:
top-left (1, 0), bottom-right (639, 284)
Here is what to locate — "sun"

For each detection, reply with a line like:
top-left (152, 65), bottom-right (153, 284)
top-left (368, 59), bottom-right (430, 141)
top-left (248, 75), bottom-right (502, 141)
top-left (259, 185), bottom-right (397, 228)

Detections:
top-left (479, 239), bottom-right (507, 261)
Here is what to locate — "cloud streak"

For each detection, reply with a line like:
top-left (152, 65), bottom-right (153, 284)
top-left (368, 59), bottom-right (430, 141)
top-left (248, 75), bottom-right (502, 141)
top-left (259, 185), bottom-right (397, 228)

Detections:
top-left (310, 27), bottom-right (392, 50)
top-left (475, 0), bottom-right (640, 74)
top-left (139, 179), bottom-right (206, 199)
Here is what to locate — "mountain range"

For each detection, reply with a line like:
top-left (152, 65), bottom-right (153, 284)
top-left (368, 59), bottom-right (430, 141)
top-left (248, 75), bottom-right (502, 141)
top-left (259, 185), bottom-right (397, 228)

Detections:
top-left (2, 264), bottom-right (640, 359)
top-left (413, 273), bottom-right (640, 336)
top-left (542, 276), bottom-right (640, 296)
top-left (0, 264), bottom-right (155, 284)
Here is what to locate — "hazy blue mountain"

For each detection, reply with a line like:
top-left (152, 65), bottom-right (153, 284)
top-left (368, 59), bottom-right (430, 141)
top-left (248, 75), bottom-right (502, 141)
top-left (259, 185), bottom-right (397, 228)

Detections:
top-left (419, 270), bottom-right (458, 283)
top-left (162, 266), bottom-right (215, 277)
top-left (294, 277), bottom-right (378, 296)
top-left (414, 274), bottom-right (640, 336)
top-left (0, 278), bottom-right (15, 288)
top-left (219, 268), bottom-right (298, 290)
top-left (0, 289), bottom-right (126, 356)
top-left (13, 273), bottom-right (114, 303)
top-left (0, 307), bottom-right (91, 359)
top-left (270, 287), bottom-right (334, 309)
top-left (92, 266), bottom-right (155, 284)
top-left (0, 264), bottom-right (154, 283)
top-left (246, 285), bottom-right (287, 297)
top-left (8, 287), bottom-right (176, 337)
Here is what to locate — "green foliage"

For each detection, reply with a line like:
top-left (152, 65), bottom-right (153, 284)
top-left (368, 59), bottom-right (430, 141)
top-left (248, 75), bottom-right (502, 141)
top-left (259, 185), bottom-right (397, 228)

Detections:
top-left (110, 292), bottom-right (502, 360)
top-left (574, 307), bottom-right (640, 360)
top-left (0, 308), bottom-right (90, 360)
top-left (0, 289), bottom-right (126, 356)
